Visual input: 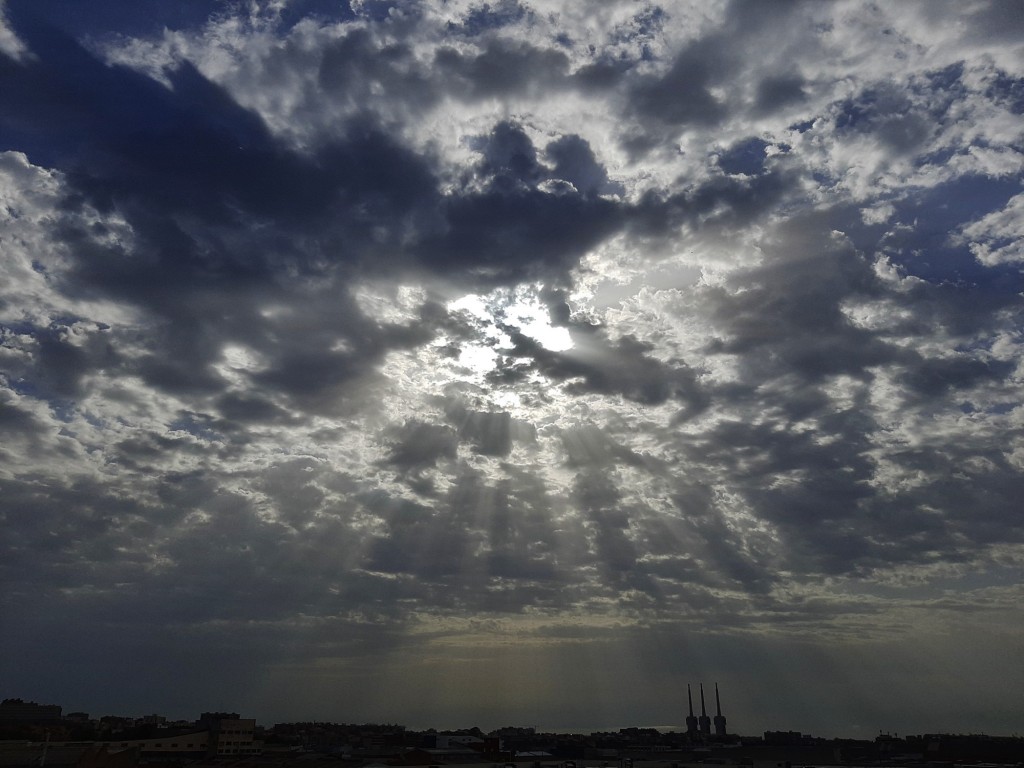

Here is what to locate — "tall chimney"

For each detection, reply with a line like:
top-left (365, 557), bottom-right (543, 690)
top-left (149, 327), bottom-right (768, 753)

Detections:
top-left (698, 684), bottom-right (711, 735)
top-left (685, 684), bottom-right (698, 736)
top-left (713, 683), bottom-right (727, 737)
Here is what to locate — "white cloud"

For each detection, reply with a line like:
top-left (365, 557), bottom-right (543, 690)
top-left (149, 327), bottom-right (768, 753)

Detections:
top-left (957, 191), bottom-right (1024, 265)
top-left (0, 0), bottom-right (29, 61)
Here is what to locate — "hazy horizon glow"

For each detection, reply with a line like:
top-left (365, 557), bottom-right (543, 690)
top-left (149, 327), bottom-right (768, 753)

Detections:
top-left (1, 0), bottom-right (1023, 738)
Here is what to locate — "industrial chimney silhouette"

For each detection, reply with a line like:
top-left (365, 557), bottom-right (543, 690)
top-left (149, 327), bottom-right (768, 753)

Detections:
top-left (698, 683), bottom-right (711, 735)
top-left (686, 684), bottom-right (698, 735)
top-left (713, 682), bottom-right (727, 736)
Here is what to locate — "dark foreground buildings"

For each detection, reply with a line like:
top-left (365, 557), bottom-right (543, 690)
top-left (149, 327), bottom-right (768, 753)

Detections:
top-left (2, 694), bottom-right (1022, 768)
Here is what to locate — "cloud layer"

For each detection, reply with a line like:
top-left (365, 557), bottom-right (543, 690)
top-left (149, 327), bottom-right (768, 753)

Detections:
top-left (2, 0), bottom-right (1023, 735)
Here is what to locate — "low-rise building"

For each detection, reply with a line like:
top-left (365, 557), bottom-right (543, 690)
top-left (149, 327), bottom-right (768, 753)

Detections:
top-left (0, 699), bottom-right (62, 723)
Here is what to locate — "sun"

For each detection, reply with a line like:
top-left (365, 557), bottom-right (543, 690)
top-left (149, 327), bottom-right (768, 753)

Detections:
top-left (446, 286), bottom-right (574, 380)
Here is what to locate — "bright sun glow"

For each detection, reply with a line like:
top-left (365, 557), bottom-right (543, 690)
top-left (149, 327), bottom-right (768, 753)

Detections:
top-left (448, 287), bottom-right (574, 363)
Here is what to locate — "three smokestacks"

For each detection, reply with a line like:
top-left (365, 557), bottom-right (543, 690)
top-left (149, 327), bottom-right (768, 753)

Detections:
top-left (686, 682), bottom-right (727, 738)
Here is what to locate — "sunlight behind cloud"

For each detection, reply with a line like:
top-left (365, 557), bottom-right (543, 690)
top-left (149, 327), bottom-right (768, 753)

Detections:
top-left (448, 286), bottom-right (574, 357)
top-left (455, 342), bottom-right (499, 379)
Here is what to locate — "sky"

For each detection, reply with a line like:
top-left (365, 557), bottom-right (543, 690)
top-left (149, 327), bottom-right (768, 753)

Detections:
top-left (1, 0), bottom-right (1023, 739)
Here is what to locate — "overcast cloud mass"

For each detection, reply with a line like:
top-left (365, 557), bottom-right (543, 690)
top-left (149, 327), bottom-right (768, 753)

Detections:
top-left (2, 0), bottom-right (1023, 737)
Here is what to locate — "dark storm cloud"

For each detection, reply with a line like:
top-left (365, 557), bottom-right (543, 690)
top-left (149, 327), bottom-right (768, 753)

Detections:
top-left (0, 474), bottom-right (162, 607)
top-left (619, 0), bottom-right (811, 143)
top-left (573, 471), bottom-right (639, 574)
top-left (570, 57), bottom-right (632, 92)
top-left (469, 121), bottom-right (620, 201)
top-left (0, 392), bottom-right (47, 443)
top-left (701, 211), bottom-right (898, 378)
top-left (480, 469), bottom-right (564, 583)
top-left (686, 419), bottom-right (879, 577)
top-left (2, 457), bottom-right (467, 628)
top-left (0, 13), bottom-right (449, 415)
top-left (109, 429), bottom-right (226, 475)
top-left (384, 420), bottom-right (459, 471)
top-left (491, 325), bottom-right (709, 412)
top-left (0, 13), bottom-right (639, 424)
top-left (435, 38), bottom-right (570, 99)
top-left (753, 73), bottom-right (808, 115)
top-left (2, 319), bottom-right (118, 401)
top-left (672, 203), bottom-right (1024, 577)
top-left (752, 442), bottom-right (1024, 578)
top-left (2, 15), bottom-right (344, 226)
top-left (629, 166), bottom-right (797, 242)
top-left (419, 123), bottom-right (624, 286)
top-left (214, 391), bottom-right (294, 424)
top-left (473, 119), bottom-right (545, 184)
top-left (667, 487), bottom-right (779, 594)
top-left (546, 134), bottom-right (623, 197)
top-left (441, 397), bottom-right (537, 457)
top-left (365, 493), bottom-right (471, 579)
top-left (560, 425), bottom-right (650, 469)
top-left (834, 83), bottom-right (937, 156)
top-left (629, 39), bottom-right (728, 128)
top-left (901, 355), bottom-right (1013, 400)
top-left (318, 27), bottom-right (437, 111)
top-left (361, 470), bottom-right (572, 601)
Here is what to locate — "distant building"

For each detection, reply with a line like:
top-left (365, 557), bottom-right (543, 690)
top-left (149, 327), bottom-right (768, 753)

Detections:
top-left (197, 713), bottom-right (260, 757)
top-left (492, 726), bottom-right (536, 737)
top-left (57, 714), bottom-right (260, 760)
top-left (763, 731), bottom-right (806, 746)
top-left (0, 699), bottom-right (62, 723)
top-left (96, 732), bottom-right (208, 757)
top-left (426, 734), bottom-right (485, 750)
